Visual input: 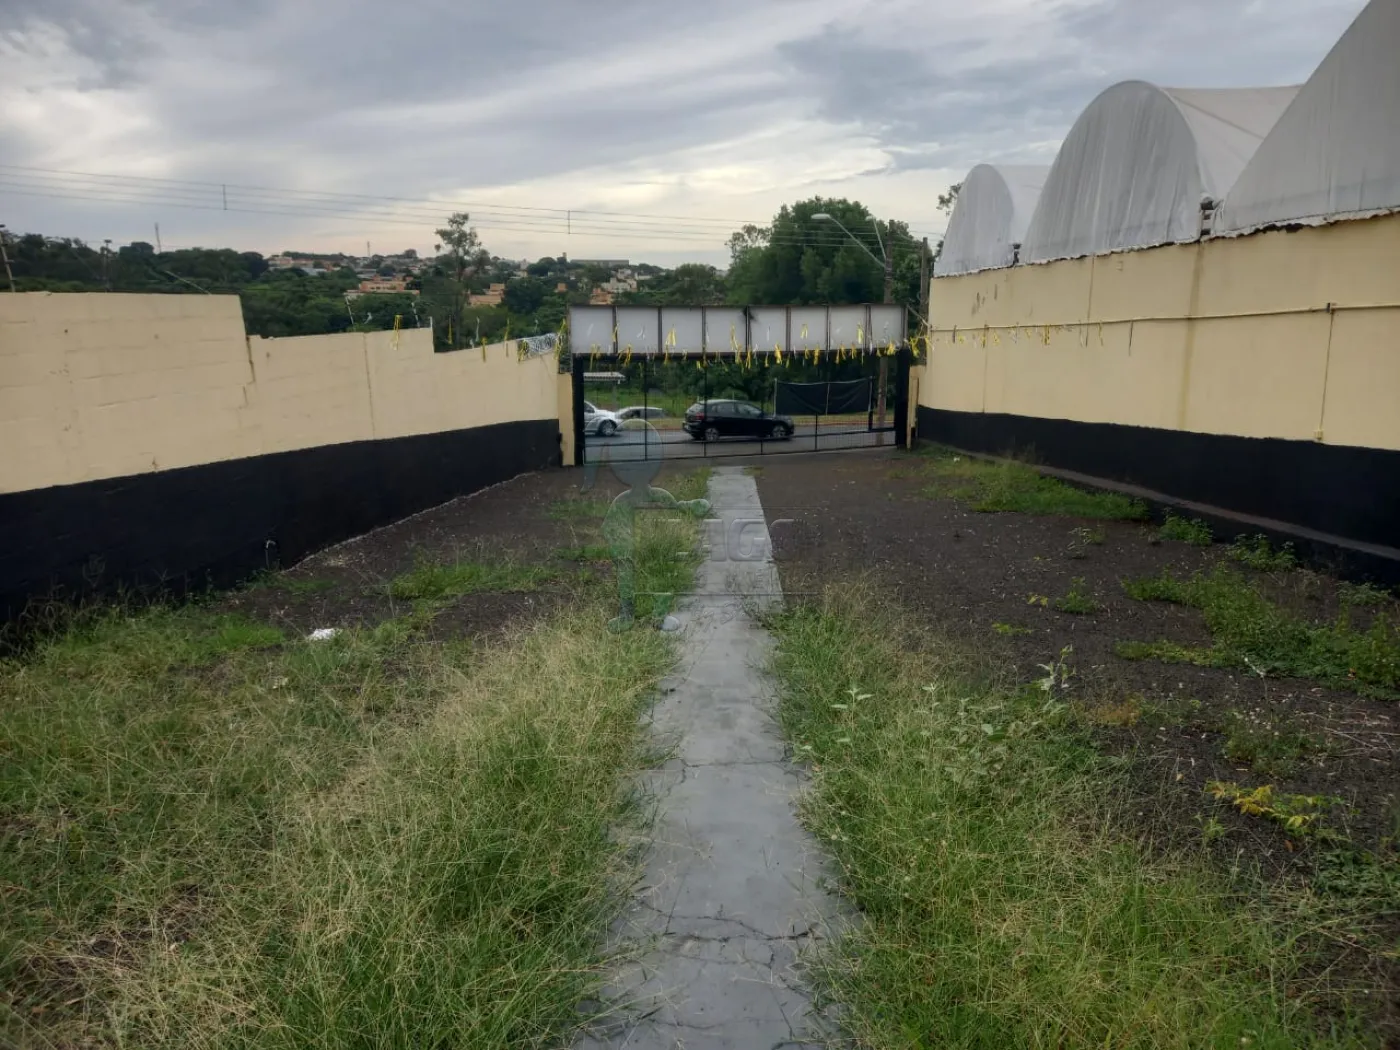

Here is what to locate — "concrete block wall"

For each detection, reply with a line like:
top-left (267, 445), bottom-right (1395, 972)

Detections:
top-left (0, 293), bottom-right (562, 617)
top-left (0, 293), bottom-right (560, 495)
top-left (917, 211), bottom-right (1400, 550)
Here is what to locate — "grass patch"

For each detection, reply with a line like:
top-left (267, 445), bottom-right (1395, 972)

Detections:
top-left (555, 544), bottom-right (613, 563)
top-left (1339, 582), bottom-right (1393, 608)
top-left (918, 446), bottom-right (1147, 521)
top-left (1053, 576), bottom-right (1100, 615)
top-left (1160, 513), bottom-right (1214, 546)
top-left (992, 622), bottom-right (1033, 637)
top-left (1121, 567), bottom-right (1400, 695)
top-left (1, 595), bottom-right (682, 1049)
top-left (1229, 534), bottom-right (1299, 572)
top-left (548, 498), bottom-right (611, 520)
top-left (1222, 708), bottom-right (1326, 777)
top-left (766, 588), bottom-right (1363, 1047)
top-left (387, 559), bottom-right (555, 601)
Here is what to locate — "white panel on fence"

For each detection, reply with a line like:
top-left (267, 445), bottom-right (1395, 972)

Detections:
top-left (569, 306), bottom-right (614, 355)
top-left (660, 307), bottom-right (704, 355)
top-left (614, 307), bottom-right (660, 355)
top-left (748, 307), bottom-right (788, 353)
top-left (703, 308), bottom-right (748, 353)
top-left (828, 305), bottom-right (870, 349)
top-left (790, 307), bottom-right (827, 354)
top-left (869, 304), bottom-right (906, 348)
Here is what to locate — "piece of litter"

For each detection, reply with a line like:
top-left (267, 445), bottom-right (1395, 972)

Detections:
top-left (307, 628), bottom-right (340, 642)
top-left (659, 615), bottom-right (682, 633)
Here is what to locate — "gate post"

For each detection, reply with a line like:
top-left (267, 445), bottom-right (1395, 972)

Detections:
top-left (571, 354), bottom-right (586, 467)
top-left (894, 345), bottom-right (912, 449)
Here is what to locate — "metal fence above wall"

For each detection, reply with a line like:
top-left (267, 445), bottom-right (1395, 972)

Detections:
top-left (568, 304), bottom-right (908, 357)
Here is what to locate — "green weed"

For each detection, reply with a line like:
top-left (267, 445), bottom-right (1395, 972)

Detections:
top-left (548, 498), bottom-right (611, 520)
top-left (1159, 514), bottom-right (1214, 546)
top-left (766, 589), bottom-right (1362, 1047)
top-left (1067, 526), bottom-right (1106, 559)
top-left (1229, 534), bottom-right (1299, 572)
top-left (992, 622), bottom-right (1033, 637)
top-left (1339, 582), bottom-right (1392, 608)
top-left (918, 448), bottom-right (1148, 521)
top-left (1208, 782), bottom-right (1338, 839)
top-left (388, 559), bottom-right (555, 601)
top-left (555, 544), bottom-right (613, 563)
top-left (1054, 577), bottom-right (1100, 615)
top-left (1221, 708), bottom-right (1325, 777)
top-left (1120, 566), bottom-right (1400, 695)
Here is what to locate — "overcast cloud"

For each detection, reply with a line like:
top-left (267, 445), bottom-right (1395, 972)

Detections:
top-left (0, 0), bottom-right (1367, 264)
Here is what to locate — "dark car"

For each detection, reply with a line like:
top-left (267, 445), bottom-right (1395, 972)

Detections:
top-left (683, 399), bottom-right (795, 442)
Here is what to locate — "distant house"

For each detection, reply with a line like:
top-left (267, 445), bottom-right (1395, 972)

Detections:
top-left (469, 282), bottom-right (506, 306)
top-left (589, 288), bottom-right (614, 306)
top-left (358, 276), bottom-right (418, 295)
top-left (556, 282), bottom-right (569, 293)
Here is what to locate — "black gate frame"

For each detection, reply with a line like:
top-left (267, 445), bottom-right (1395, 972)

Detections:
top-left (572, 347), bottom-right (911, 466)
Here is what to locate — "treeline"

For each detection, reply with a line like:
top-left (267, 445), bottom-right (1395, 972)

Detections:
top-left (4, 195), bottom-right (933, 347)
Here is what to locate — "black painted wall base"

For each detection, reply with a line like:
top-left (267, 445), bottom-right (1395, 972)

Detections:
top-left (0, 418), bottom-right (560, 623)
top-left (916, 406), bottom-right (1400, 554)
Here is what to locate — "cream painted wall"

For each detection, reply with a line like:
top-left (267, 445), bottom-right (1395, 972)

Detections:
top-left (0, 293), bottom-right (560, 494)
top-left (923, 212), bottom-right (1400, 452)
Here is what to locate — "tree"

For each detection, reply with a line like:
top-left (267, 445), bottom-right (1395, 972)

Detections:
top-left (502, 276), bottom-right (547, 316)
top-left (663, 263), bottom-right (725, 304)
top-left (724, 198), bottom-right (916, 308)
top-left (937, 182), bottom-right (962, 214)
top-left (434, 212), bottom-right (484, 349)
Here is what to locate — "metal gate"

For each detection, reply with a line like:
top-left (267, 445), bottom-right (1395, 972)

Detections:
top-left (573, 348), bottom-right (911, 465)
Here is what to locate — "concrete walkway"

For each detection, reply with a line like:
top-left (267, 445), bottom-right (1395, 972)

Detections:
top-left (576, 467), bottom-right (841, 1050)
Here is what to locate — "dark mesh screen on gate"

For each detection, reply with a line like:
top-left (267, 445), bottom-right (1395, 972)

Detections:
top-left (773, 378), bottom-right (871, 416)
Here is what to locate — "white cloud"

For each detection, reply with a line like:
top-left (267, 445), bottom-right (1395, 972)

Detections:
top-left (0, 0), bottom-right (1370, 263)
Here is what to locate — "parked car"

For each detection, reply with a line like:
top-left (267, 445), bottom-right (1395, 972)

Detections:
top-left (582, 400), bottom-right (621, 437)
top-left (616, 405), bottom-right (669, 422)
top-left (683, 400), bottom-right (795, 442)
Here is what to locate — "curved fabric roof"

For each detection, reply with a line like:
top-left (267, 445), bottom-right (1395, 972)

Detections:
top-left (1020, 81), bottom-right (1298, 263)
top-left (1216, 0), bottom-right (1400, 235)
top-left (934, 164), bottom-right (1050, 276)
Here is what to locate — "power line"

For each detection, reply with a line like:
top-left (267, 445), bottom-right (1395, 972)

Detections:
top-left (0, 166), bottom-right (943, 246)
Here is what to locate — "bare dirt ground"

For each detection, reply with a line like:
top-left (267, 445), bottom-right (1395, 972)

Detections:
top-left (754, 447), bottom-right (1400, 1037)
top-left (217, 465), bottom-right (660, 640)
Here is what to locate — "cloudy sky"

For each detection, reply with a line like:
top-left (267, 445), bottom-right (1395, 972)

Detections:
top-left (1, 0), bottom-right (1367, 265)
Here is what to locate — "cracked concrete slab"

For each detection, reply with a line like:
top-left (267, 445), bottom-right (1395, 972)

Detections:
top-left (574, 467), bottom-right (843, 1050)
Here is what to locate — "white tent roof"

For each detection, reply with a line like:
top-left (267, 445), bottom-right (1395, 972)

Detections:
top-left (1216, 0), bottom-right (1400, 235)
top-left (934, 164), bottom-right (1050, 276)
top-left (1020, 81), bottom-right (1298, 263)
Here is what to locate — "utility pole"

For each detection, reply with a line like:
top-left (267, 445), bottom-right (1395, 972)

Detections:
top-left (102, 239), bottom-right (112, 291)
top-left (875, 234), bottom-right (893, 443)
top-left (154, 223), bottom-right (162, 253)
top-left (918, 237), bottom-right (930, 329)
top-left (0, 226), bottom-right (15, 292)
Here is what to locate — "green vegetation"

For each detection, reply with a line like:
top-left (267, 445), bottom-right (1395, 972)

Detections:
top-left (388, 558), bottom-right (555, 601)
top-left (1120, 567), bottom-right (1400, 695)
top-left (1053, 577), bottom-right (1101, 615)
top-left (1221, 708), bottom-right (1326, 777)
top-left (1208, 782), bottom-right (1338, 839)
top-left (766, 589), bottom-right (1362, 1048)
top-left (1229, 534), bottom-right (1299, 572)
top-left (548, 498), bottom-right (612, 520)
top-left (917, 447), bottom-right (1149, 521)
top-left (1066, 525), bottom-right (1106, 559)
top-left (992, 622), bottom-right (1033, 637)
top-left (1160, 513), bottom-right (1214, 546)
top-left (554, 544), bottom-right (613, 563)
top-left (1339, 582), bottom-right (1393, 608)
top-left (0, 469), bottom-right (715, 1047)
